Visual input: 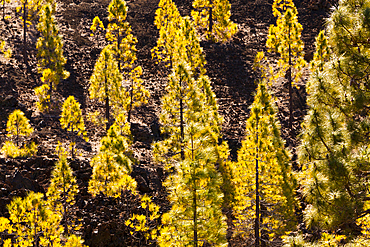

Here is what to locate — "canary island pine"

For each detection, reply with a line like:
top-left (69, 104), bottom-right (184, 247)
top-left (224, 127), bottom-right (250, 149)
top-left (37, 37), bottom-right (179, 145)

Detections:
top-left (158, 121), bottom-right (228, 247)
top-left (152, 1), bottom-right (206, 77)
top-left (90, 0), bottom-right (149, 124)
top-left (232, 82), bottom-right (296, 245)
top-left (1, 109), bottom-right (37, 158)
top-left (191, 0), bottom-right (237, 42)
top-left (60, 96), bottom-right (88, 159)
top-left (298, 0), bottom-right (370, 235)
top-left (125, 194), bottom-right (160, 245)
top-left (89, 45), bottom-right (122, 130)
top-left (88, 115), bottom-right (136, 198)
top-left (17, 0), bottom-right (43, 64)
top-left (153, 62), bottom-right (205, 167)
top-left (47, 147), bottom-right (80, 235)
top-left (152, 0), bottom-right (183, 67)
top-left (7, 191), bottom-right (63, 246)
top-left (36, 3), bottom-right (69, 111)
top-left (264, 0), bottom-right (306, 130)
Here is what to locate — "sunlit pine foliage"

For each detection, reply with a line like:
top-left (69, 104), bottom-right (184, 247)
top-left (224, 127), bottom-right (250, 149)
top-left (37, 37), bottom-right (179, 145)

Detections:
top-left (125, 194), bottom-right (160, 245)
top-left (0, 39), bottom-right (12, 58)
top-left (35, 4), bottom-right (69, 112)
top-left (298, 0), bottom-right (370, 234)
top-left (36, 3), bottom-right (69, 81)
top-left (1, 109), bottom-right (37, 158)
top-left (7, 192), bottom-right (63, 246)
top-left (88, 114), bottom-right (137, 198)
top-left (16, 0), bottom-right (44, 64)
top-left (158, 122), bottom-right (227, 247)
top-left (264, 0), bottom-right (305, 86)
top-left (89, 45), bottom-right (122, 129)
top-left (153, 62), bottom-right (209, 168)
top-left (191, 0), bottom-right (237, 42)
top-left (60, 96), bottom-right (88, 158)
top-left (152, 0), bottom-right (184, 67)
top-left (232, 82), bottom-right (296, 243)
top-left (47, 146), bottom-right (80, 235)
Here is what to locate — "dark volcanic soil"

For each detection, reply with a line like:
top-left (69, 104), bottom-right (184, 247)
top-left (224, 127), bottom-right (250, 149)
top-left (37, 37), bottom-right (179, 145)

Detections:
top-left (0, 0), bottom-right (333, 246)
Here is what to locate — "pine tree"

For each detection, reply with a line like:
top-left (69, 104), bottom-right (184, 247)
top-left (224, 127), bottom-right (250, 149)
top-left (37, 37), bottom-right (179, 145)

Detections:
top-left (264, 0), bottom-right (306, 130)
top-left (152, 0), bottom-right (184, 67)
top-left (60, 96), bottom-right (88, 159)
top-left (191, 0), bottom-right (237, 42)
top-left (17, 0), bottom-right (44, 65)
top-left (7, 191), bottom-right (63, 246)
top-left (89, 45), bottom-right (122, 130)
top-left (158, 122), bottom-right (227, 247)
top-left (36, 3), bottom-right (69, 110)
top-left (1, 109), bottom-right (37, 158)
top-left (125, 194), bottom-right (160, 245)
top-left (5, 109), bottom-right (33, 147)
top-left (47, 146), bottom-right (80, 235)
top-left (152, 62), bottom-right (205, 166)
top-left (298, 0), bottom-right (370, 234)
top-left (152, 1), bottom-right (206, 77)
top-left (232, 82), bottom-right (296, 246)
top-left (90, 0), bottom-right (149, 124)
top-left (88, 115), bottom-right (137, 198)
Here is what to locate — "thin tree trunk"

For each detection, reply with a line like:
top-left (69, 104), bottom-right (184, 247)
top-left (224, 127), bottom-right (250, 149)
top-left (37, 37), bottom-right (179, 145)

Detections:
top-left (179, 77), bottom-right (185, 160)
top-left (255, 117), bottom-right (259, 247)
top-left (288, 28), bottom-right (293, 131)
top-left (105, 63), bottom-right (110, 131)
top-left (209, 0), bottom-right (213, 34)
top-left (193, 187), bottom-right (198, 247)
top-left (23, 1), bottom-right (27, 65)
top-left (127, 79), bottom-right (134, 123)
top-left (62, 166), bottom-right (69, 234)
top-left (2, 1), bottom-right (5, 21)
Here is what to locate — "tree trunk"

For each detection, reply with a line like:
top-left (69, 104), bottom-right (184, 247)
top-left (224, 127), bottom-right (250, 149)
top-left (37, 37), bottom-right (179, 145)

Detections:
top-left (193, 187), bottom-right (198, 247)
top-left (105, 63), bottom-right (110, 131)
top-left (288, 27), bottom-right (293, 132)
top-left (209, 0), bottom-right (213, 34)
top-left (255, 118), bottom-right (260, 247)
top-left (127, 79), bottom-right (134, 123)
top-left (179, 78), bottom-right (185, 160)
top-left (23, 1), bottom-right (27, 65)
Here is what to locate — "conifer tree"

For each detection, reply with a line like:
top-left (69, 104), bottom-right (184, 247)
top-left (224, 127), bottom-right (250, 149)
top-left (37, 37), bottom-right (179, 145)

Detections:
top-left (1, 109), bottom-right (37, 158)
top-left (232, 82), bottom-right (296, 246)
top-left (89, 45), bottom-right (122, 130)
top-left (153, 62), bottom-right (205, 166)
top-left (191, 0), bottom-right (237, 42)
top-left (36, 3), bottom-right (69, 110)
top-left (60, 96), bottom-right (88, 159)
top-left (47, 146), bottom-right (80, 235)
top-left (152, 2), bottom-right (206, 77)
top-left (17, 0), bottom-right (44, 64)
top-left (298, 0), bottom-right (370, 234)
top-left (264, 0), bottom-right (306, 130)
top-left (90, 0), bottom-right (149, 124)
top-left (88, 114), bottom-right (137, 197)
top-left (158, 122), bottom-right (227, 247)
top-left (7, 191), bottom-right (63, 246)
top-left (152, 0), bottom-right (184, 67)
top-left (125, 194), bottom-right (160, 245)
